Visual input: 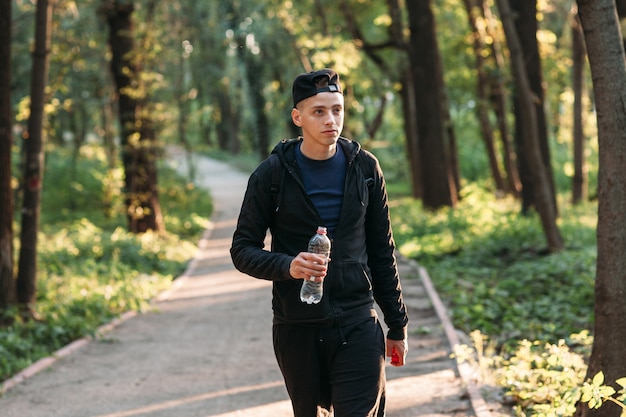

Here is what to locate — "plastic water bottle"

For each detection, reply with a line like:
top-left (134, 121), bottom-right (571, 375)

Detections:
top-left (300, 226), bottom-right (331, 304)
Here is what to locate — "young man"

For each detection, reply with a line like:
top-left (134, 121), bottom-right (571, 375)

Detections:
top-left (230, 69), bottom-right (408, 417)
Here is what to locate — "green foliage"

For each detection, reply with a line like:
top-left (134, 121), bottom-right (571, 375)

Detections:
top-left (493, 334), bottom-right (590, 416)
top-left (393, 185), bottom-right (596, 347)
top-left (1, 145), bottom-right (212, 382)
top-left (580, 371), bottom-right (626, 415)
top-left (392, 185), bottom-right (598, 415)
top-left (453, 330), bottom-right (591, 417)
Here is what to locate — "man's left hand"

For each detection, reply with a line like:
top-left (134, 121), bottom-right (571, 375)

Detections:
top-left (386, 338), bottom-right (408, 367)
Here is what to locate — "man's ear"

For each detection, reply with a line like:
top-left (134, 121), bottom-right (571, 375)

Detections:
top-left (291, 108), bottom-right (302, 127)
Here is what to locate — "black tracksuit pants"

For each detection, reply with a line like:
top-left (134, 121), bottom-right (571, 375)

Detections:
top-left (273, 316), bottom-right (386, 417)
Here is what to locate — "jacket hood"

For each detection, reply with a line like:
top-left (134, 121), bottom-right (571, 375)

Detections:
top-left (269, 137), bottom-right (368, 212)
top-left (270, 136), bottom-right (361, 167)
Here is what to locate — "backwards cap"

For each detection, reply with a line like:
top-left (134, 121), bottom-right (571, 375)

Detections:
top-left (292, 69), bottom-right (342, 108)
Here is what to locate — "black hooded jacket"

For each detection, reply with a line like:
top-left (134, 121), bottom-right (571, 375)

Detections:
top-left (230, 137), bottom-right (408, 340)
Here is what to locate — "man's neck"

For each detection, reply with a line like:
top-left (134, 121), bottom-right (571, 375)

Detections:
top-left (300, 141), bottom-right (337, 161)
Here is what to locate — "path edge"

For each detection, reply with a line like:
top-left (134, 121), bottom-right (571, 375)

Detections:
top-left (0, 223), bottom-right (216, 395)
top-left (403, 256), bottom-right (493, 417)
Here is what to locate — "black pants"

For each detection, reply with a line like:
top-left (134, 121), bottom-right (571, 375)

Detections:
top-left (273, 317), bottom-right (386, 417)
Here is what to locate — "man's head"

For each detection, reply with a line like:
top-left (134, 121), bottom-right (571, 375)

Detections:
top-left (291, 69), bottom-right (344, 158)
top-left (292, 69), bottom-right (342, 108)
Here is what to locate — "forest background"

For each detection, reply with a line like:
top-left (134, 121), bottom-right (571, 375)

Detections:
top-left (2, 0), bottom-right (626, 416)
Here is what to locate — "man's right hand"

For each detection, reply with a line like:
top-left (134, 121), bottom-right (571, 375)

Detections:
top-left (289, 252), bottom-right (329, 282)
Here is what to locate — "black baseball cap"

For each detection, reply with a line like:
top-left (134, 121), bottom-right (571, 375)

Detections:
top-left (292, 69), bottom-right (342, 108)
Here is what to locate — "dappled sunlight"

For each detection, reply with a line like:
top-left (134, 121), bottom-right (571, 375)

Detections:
top-left (163, 270), bottom-right (271, 305)
top-left (194, 238), bottom-right (236, 259)
top-left (209, 400), bottom-right (293, 417)
top-left (84, 370), bottom-right (465, 417)
top-left (90, 381), bottom-right (289, 417)
top-left (406, 344), bottom-right (450, 365)
top-left (385, 371), bottom-right (468, 416)
top-left (200, 218), bottom-right (239, 240)
top-left (155, 203), bottom-right (274, 305)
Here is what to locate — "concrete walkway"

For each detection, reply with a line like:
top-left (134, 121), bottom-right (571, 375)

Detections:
top-left (0, 147), bottom-right (486, 417)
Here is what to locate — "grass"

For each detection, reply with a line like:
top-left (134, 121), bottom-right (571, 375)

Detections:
top-left (0, 144), bottom-right (212, 382)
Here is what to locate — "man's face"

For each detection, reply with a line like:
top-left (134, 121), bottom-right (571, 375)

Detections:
top-left (292, 92), bottom-right (344, 149)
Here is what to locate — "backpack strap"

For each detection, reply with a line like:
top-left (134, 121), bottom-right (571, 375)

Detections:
top-left (269, 153), bottom-right (282, 210)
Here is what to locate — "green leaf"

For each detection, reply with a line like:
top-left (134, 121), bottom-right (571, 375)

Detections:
top-left (593, 371), bottom-right (605, 385)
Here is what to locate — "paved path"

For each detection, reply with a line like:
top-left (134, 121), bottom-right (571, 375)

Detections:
top-left (0, 147), bottom-right (485, 417)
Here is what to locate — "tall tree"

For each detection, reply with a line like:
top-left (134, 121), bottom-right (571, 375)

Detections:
top-left (102, 0), bottom-right (164, 233)
top-left (336, 0), bottom-right (423, 198)
top-left (571, 7), bottom-right (587, 205)
top-left (204, 3), bottom-right (242, 154)
top-left (463, 0), bottom-right (506, 194)
top-left (495, 0), bottom-right (563, 251)
top-left (230, 3), bottom-right (271, 159)
top-left (407, 0), bottom-right (457, 209)
top-left (575, 1), bottom-right (626, 415)
top-left (509, 0), bottom-right (557, 214)
top-left (172, 19), bottom-right (196, 182)
top-left (0, 0), bottom-right (16, 319)
top-left (16, 0), bottom-right (54, 315)
top-left (482, 1), bottom-right (521, 196)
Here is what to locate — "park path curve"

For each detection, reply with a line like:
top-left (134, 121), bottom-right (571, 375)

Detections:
top-left (0, 146), bottom-right (490, 417)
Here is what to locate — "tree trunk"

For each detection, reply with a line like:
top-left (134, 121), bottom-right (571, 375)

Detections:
top-left (16, 0), bottom-right (54, 314)
top-left (366, 93), bottom-right (387, 140)
top-left (174, 12), bottom-right (195, 183)
top-left (227, 2), bottom-right (251, 156)
top-left (97, 82), bottom-right (117, 219)
top-left (509, 0), bottom-right (557, 214)
top-left (401, 69), bottom-right (423, 199)
top-left (104, 0), bottom-right (164, 233)
top-left (615, 0), bottom-right (626, 52)
top-left (0, 0), bottom-right (16, 318)
top-left (215, 89), bottom-right (239, 153)
top-left (463, 0), bottom-right (506, 194)
top-left (243, 55), bottom-right (270, 159)
top-left (483, 1), bottom-right (521, 196)
top-left (407, 0), bottom-right (457, 209)
top-left (443, 88), bottom-right (461, 198)
top-left (384, 0), bottom-right (423, 199)
top-left (495, 0), bottom-right (563, 251)
top-left (575, 1), bottom-right (626, 416)
top-left (571, 8), bottom-right (587, 205)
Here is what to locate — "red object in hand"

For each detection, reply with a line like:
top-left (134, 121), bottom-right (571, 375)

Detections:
top-left (391, 348), bottom-right (400, 365)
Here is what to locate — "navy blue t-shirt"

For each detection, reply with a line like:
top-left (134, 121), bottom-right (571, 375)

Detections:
top-left (295, 144), bottom-right (347, 236)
